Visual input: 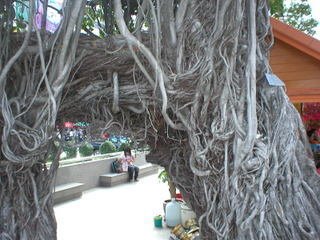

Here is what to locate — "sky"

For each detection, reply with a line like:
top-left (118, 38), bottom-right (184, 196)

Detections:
top-left (308, 0), bottom-right (320, 39)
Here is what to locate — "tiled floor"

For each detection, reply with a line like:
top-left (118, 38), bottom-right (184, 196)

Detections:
top-left (54, 173), bottom-right (172, 240)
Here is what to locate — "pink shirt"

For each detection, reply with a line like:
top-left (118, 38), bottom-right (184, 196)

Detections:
top-left (121, 155), bottom-right (134, 172)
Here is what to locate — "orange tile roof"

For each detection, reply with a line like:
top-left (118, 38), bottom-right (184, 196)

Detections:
top-left (271, 17), bottom-right (320, 61)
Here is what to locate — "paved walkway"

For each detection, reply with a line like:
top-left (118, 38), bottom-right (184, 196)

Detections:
top-left (54, 172), bottom-right (172, 239)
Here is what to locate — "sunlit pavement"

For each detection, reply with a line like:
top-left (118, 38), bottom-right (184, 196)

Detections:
top-left (54, 172), bottom-right (172, 240)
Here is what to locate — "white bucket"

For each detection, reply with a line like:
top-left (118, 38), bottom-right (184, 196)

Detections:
top-left (180, 203), bottom-right (196, 227)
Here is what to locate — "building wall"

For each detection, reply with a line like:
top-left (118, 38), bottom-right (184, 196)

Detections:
top-left (270, 39), bottom-right (320, 103)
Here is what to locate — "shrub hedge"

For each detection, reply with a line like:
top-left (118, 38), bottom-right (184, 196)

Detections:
top-left (118, 142), bottom-right (131, 152)
top-left (100, 141), bottom-right (116, 154)
top-left (79, 142), bottom-right (94, 157)
top-left (63, 145), bottom-right (77, 159)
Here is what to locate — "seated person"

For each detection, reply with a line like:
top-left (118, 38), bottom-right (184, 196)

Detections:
top-left (120, 147), bottom-right (139, 182)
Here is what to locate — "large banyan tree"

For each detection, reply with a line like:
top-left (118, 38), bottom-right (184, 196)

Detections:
top-left (1, 0), bottom-right (320, 239)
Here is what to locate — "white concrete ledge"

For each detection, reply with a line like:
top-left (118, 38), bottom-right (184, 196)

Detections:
top-left (53, 182), bottom-right (85, 204)
top-left (99, 163), bottom-right (159, 187)
top-left (54, 151), bottom-right (149, 191)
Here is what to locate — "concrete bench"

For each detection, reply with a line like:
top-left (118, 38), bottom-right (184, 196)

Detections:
top-left (99, 163), bottom-right (159, 187)
top-left (53, 182), bottom-right (85, 204)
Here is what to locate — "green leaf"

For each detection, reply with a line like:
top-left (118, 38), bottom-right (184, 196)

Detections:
top-left (270, 0), bottom-right (318, 36)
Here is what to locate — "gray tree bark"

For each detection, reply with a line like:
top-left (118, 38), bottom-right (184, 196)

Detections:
top-left (0, 1), bottom-right (86, 239)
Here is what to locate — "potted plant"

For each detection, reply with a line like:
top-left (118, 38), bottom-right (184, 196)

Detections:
top-left (158, 169), bottom-right (184, 218)
top-left (158, 169), bottom-right (177, 199)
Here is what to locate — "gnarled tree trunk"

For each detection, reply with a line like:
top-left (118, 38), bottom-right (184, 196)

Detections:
top-left (0, 1), bottom-right (85, 239)
top-left (113, 0), bottom-right (320, 239)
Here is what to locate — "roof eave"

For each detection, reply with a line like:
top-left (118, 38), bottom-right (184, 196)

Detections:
top-left (271, 17), bottom-right (320, 62)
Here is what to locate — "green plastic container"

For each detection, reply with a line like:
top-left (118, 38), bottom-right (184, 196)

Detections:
top-left (154, 215), bottom-right (163, 228)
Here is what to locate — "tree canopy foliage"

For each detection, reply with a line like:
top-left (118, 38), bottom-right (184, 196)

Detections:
top-left (81, 0), bottom-right (140, 37)
top-left (12, 0), bottom-right (319, 37)
top-left (270, 0), bottom-right (318, 35)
